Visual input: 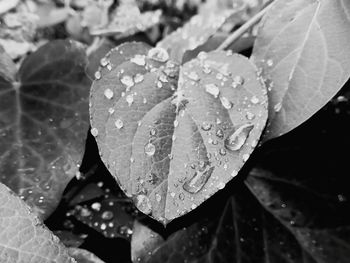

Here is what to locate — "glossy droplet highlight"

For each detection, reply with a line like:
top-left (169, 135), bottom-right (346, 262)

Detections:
top-left (134, 73), bottom-right (144, 83)
top-left (188, 71), bottom-right (199, 81)
top-left (274, 102), bottom-right (282, 112)
top-left (232, 75), bottom-right (244, 88)
top-left (126, 94), bottom-right (134, 106)
top-left (130, 54), bottom-right (146, 66)
top-left (94, 71), bottom-right (101, 80)
top-left (148, 47), bottom-right (169, 62)
top-left (120, 75), bottom-right (134, 88)
top-left (183, 166), bottom-right (214, 194)
top-left (205, 84), bottom-right (220, 98)
top-left (144, 143), bottom-right (156, 156)
top-left (101, 211), bottom-right (114, 220)
top-left (225, 123), bottom-right (254, 151)
top-left (136, 194), bottom-right (152, 214)
top-left (201, 122), bottom-right (212, 131)
top-left (104, 88), bottom-right (114, 99)
top-left (91, 128), bottom-right (98, 137)
top-left (220, 96), bottom-right (233, 109)
top-left (250, 96), bottom-right (259, 104)
top-left (115, 119), bottom-right (124, 129)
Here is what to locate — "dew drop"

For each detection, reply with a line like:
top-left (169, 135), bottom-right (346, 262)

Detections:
top-left (100, 57), bottom-right (109, 67)
top-left (216, 129), bottom-right (224, 139)
top-left (126, 94), bottom-right (134, 106)
top-left (150, 128), bottom-right (157, 136)
top-left (104, 88), bottom-right (114, 99)
top-left (232, 75), bottom-right (244, 88)
top-left (130, 54), bottom-right (146, 66)
top-left (174, 119), bottom-right (179, 127)
top-left (101, 211), bottom-right (114, 220)
top-left (143, 97), bottom-right (147, 104)
top-left (170, 192), bottom-right (176, 198)
top-left (201, 122), bottom-right (212, 131)
top-left (205, 84), bottom-right (220, 98)
top-left (246, 112), bottom-right (255, 120)
top-left (266, 59), bottom-right (274, 67)
top-left (155, 193), bottom-right (161, 202)
top-left (219, 148), bottom-right (226, 156)
top-left (157, 81), bottom-right (163, 88)
top-left (217, 182), bottom-right (225, 189)
top-left (148, 47), bottom-right (169, 62)
top-left (250, 96), bottom-right (260, 104)
top-left (100, 223), bottom-right (107, 230)
top-left (224, 123), bottom-right (254, 151)
top-left (79, 207), bottom-right (91, 217)
top-left (108, 108), bottom-right (115, 114)
top-left (179, 193), bottom-right (185, 200)
top-left (274, 102), bottom-right (282, 112)
top-left (188, 71), bottom-right (199, 81)
top-left (94, 71), bottom-right (101, 80)
top-left (183, 165), bottom-right (214, 194)
top-left (242, 154), bottom-right (250, 162)
top-left (144, 143), bottom-right (156, 156)
top-left (115, 119), bottom-right (124, 129)
top-left (91, 128), bottom-right (98, 137)
top-left (136, 194), bottom-right (152, 214)
top-left (120, 75), bottom-right (134, 88)
top-left (220, 96), bottom-right (233, 109)
top-left (91, 202), bottom-right (101, 211)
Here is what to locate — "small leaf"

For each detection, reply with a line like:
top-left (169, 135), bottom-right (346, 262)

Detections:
top-left (131, 220), bottom-right (164, 263)
top-left (68, 248), bottom-right (105, 263)
top-left (0, 183), bottom-right (74, 263)
top-left (251, 0), bottom-right (350, 140)
top-left (0, 40), bottom-right (91, 219)
top-left (90, 44), bottom-right (268, 224)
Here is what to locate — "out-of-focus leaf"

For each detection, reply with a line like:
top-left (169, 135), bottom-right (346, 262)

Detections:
top-left (72, 197), bottom-right (134, 239)
top-left (35, 2), bottom-right (71, 28)
top-left (90, 0), bottom-right (161, 38)
top-left (157, 3), bottom-right (245, 63)
top-left (131, 220), bottom-right (164, 263)
top-left (251, 0), bottom-right (350, 141)
top-left (90, 42), bottom-right (267, 224)
top-left (0, 45), bottom-right (17, 79)
top-left (54, 230), bottom-right (87, 248)
top-left (68, 248), bottom-right (105, 263)
top-left (0, 183), bottom-right (74, 263)
top-left (69, 183), bottom-right (105, 207)
top-left (0, 0), bottom-right (20, 14)
top-left (0, 40), bottom-right (91, 219)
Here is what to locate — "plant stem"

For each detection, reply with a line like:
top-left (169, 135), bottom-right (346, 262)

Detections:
top-left (216, 1), bottom-right (274, 51)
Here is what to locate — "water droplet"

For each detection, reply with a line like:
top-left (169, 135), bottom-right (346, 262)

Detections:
top-left (170, 192), bottom-right (176, 198)
top-left (250, 96), bottom-right (260, 104)
top-left (216, 129), bottom-right (224, 139)
top-left (144, 143), bottom-right (156, 156)
top-left (174, 119), bottom-right (179, 127)
top-left (94, 71), bottom-right (101, 80)
top-left (220, 96), bottom-right (233, 109)
top-left (108, 108), bottom-right (115, 114)
top-left (91, 128), bottom-right (98, 137)
top-left (242, 153), bottom-right (250, 162)
top-left (231, 170), bottom-right (238, 177)
top-left (337, 194), bottom-right (347, 202)
top-left (183, 166), bottom-right (214, 194)
top-left (134, 73), bottom-right (144, 83)
top-left (188, 71), bottom-right (199, 81)
top-left (155, 193), bottom-right (161, 202)
top-left (79, 207), bottom-right (91, 217)
top-left (130, 54), bottom-right (146, 66)
top-left (246, 112), bottom-right (255, 120)
top-left (157, 81), bottom-right (163, 88)
top-left (101, 211), bottom-right (114, 220)
top-left (266, 59), bottom-right (274, 67)
top-left (219, 148), bottom-right (226, 156)
top-left (143, 98), bottom-right (147, 104)
top-left (191, 204), bottom-right (197, 209)
top-left (198, 52), bottom-right (207, 60)
top-left (136, 194), bottom-right (152, 214)
top-left (216, 73), bottom-right (223, 80)
top-left (224, 123), bottom-right (254, 151)
top-left (150, 128), bottom-right (157, 136)
top-left (232, 76), bottom-right (244, 88)
top-left (100, 57), bottom-right (109, 67)
top-left (274, 102), bottom-right (282, 112)
top-left (179, 193), bottom-right (185, 200)
top-left (100, 223), bottom-right (107, 230)
top-left (217, 182), bottom-right (225, 189)
top-left (205, 84), bottom-right (220, 98)
top-left (104, 88), bottom-right (114, 99)
top-left (201, 122), bottom-right (212, 131)
top-left (126, 94), bottom-right (134, 106)
top-left (115, 119), bottom-right (124, 129)
top-left (148, 47), bottom-right (169, 62)
top-left (120, 75), bottom-right (134, 88)
top-left (91, 202), bottom-right (101, 211)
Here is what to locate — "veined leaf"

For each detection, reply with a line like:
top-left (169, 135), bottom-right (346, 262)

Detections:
top-left (0, 40), bottom-right (91, 218)
top-left (90, 43), bottom-right (268, 224)
top-left (251, 0), bottom-right (350, 140)
top-left (0, 183), bottom-right (74, 263)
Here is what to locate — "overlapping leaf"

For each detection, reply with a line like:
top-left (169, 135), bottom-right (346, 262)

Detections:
top-left (251, 0), bottom-right (350, 140)
top-left (90, 42), bottom-right (268, 224)
top-left (0, 183), bottom-right (74, 263)
top-left (0, 40), bottom-right (91, 218)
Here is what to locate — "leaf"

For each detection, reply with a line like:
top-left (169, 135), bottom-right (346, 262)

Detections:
top-left (68, 248), bottom-right (105, 263)
top-left (251, 0), bottom-right (350, 140)
top-left (54, 230), bottom-right (87, 248)
top-left (157, 5), bottom-right (244, 63)
top-left (131, 220), bottom-right (164, 263)
top-left (0, 0), bottom-right (20, 15)
top-left (90, 43), bottom-right (268, 224)
top-left (0, 183), bottom-right (74, 263)
top-left (0, 40), bottom-right (91, 219)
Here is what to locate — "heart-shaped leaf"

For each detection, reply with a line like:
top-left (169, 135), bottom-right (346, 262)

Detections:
top-left (0, 40), bottom-right (91, 218)
top-left (251, 0), bottom-right (350, 140)
top-left (0, 183), bottom-right (74, 263)
top-left (90, 43), bottom-right (268, 224)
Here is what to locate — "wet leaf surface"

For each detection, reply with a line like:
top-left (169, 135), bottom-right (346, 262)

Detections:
top-left (68, 248), bottom-right (105, 263)
top-left (0, 183), bottom-right (74, 263)
top-left (90, 43), bottom-right (267, 224)
top-left (251, 0), bottom-right (350, 141)
top-left (0, 40), bottom-right (91, 218)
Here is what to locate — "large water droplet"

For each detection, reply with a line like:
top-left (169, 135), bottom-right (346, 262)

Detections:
top-left (120, 75), bottom-right (134, 88)
top-left (205, 84), bottom-right (220, 98)
top-left (94, 71), bottom-right (101, 80)
top-left (136, 194), bottom-right (152, 214)
top-left (91, 202), bottom-right (101, 211)
top-left (134, 73), bottom-right (144, 83)
top-left (224, 123), bottom-right (254, 151)
top-left (104, 88), bottom-right (114, 99)
top-left (130, 54), bottom-right (146, 66)
top-left (144, 143), bottom-right (156, 156)
top-left (220, 96), bottom-right (233, 109)
top-left (148, 47), bottom-right (169, 62)
top-left (91, 128), bottom-right (98, 137)
top-left (183, 165), bottom-right (214, 194)
top-left (201, 122), bottom-right (212, 131)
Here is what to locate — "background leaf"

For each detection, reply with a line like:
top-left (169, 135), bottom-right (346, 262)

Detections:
top-left (68, 248), bottom-right (106, 263)
top-left (251, 0), bottom-right (350, 140)
top-left (0, 183), bottom-right (74, 263)
top-left (0, 40), bottom-right (91, 219)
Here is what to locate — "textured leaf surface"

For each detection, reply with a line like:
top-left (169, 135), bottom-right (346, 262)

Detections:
top-left (68, 248), bottom-right (105, 263)
top-left (0, 40), bottom-right (91, 218)
top-left (90, 43), bottom-right (267, 224)
top-left (0, 183), bottom-right (74, 263)
top-left (157, 4), bottom-right (244, 63)
top-left (251, 0), bottom-right (350, 140)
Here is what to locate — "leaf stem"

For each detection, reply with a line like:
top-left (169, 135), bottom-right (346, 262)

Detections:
top-left (216, 1), bottom-right (274, 51)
